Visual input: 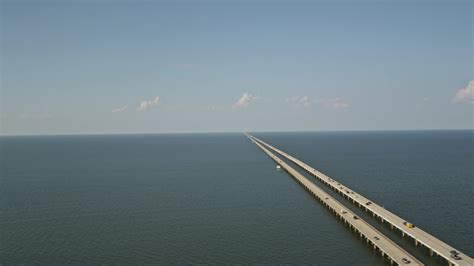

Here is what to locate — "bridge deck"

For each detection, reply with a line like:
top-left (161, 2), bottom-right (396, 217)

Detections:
top-left (249, 135), bottom-right (423, 266)
top-left (248, 133), bottom-right (473, 266)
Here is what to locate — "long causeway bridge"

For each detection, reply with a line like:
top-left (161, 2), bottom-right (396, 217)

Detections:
top-left (246, 133), bottom-right (473, 266)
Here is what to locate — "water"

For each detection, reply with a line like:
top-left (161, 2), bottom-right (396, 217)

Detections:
top-left (0, 131), bottom-right (472, 264)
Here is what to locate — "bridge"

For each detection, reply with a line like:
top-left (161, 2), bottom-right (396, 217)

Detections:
top-left (247, 133), bottom-right (473, 266)
top-left (247, 134), bottom-right (423, 265)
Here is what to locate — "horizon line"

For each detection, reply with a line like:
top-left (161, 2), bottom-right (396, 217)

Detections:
top-left (0, 128), bottom-right (473, 137)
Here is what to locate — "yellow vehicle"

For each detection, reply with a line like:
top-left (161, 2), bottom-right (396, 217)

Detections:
top-left (404, 222), bottom-right (415, 228)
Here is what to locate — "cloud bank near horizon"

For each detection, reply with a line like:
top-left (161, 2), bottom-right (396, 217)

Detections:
top-left (233, 92), bottom-right (258, 109)
top-left (286, 96), bottom-right (312, 108)
top-left (454, 81), bottom-right (474, 104)
top-left (137, 96), bottom-right (160, 111)
top-left (112, 105), bottom-right (128, 113)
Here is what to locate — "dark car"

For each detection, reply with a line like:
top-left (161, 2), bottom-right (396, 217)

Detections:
top-left (365, 201), bottom-right (372, 206)
top-left (353, 215), bottom-right (359, 220)
top-left (401, 258), bottom-right (411, 264)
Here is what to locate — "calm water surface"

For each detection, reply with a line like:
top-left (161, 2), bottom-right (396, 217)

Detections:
top-left (1, 131), bottom-right (472, 264)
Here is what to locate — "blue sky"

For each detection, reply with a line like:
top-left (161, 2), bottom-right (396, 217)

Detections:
top-left (1, 0), bottom-right (473, 135)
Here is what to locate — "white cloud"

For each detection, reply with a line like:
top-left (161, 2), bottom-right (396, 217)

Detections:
top-left (285, 96), bottom-right (349, 110)
top-left (320, 98), bottom-right (349, 109)
top-left (286, 96), bottom-right (312, 108)
top-left (233, 92), bottom-right (258, 109)
top-left (112, 105), bottom-right (128, 113)
top-left (453, 81), bottom-right (474, 103)
top-left (137, 96), bottom-right (160, 111)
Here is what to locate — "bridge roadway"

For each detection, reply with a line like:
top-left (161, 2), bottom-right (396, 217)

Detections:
top-left (248, 135), bottom-right (423, 266)
top-left (247, 133), bottom-right (473, 266)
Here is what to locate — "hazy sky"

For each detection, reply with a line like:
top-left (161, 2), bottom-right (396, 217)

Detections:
top-left (1, 0), bottom-right (473, 135)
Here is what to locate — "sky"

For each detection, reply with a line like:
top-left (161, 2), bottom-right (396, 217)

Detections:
top-left (1, 0), bottom-right (473, 135)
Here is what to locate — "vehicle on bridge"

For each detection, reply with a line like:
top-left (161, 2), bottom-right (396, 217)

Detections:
top-left (403, 222), bottom-right (415, 228)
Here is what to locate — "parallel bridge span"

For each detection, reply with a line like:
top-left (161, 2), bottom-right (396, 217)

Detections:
top-left (248, 133), bottom-right (473, 266)
top-left (247, 134), bottom-right (423, 266)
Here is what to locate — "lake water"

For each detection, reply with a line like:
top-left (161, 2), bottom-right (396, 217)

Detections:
top-left (1, 131), bottom-right (472, 264)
